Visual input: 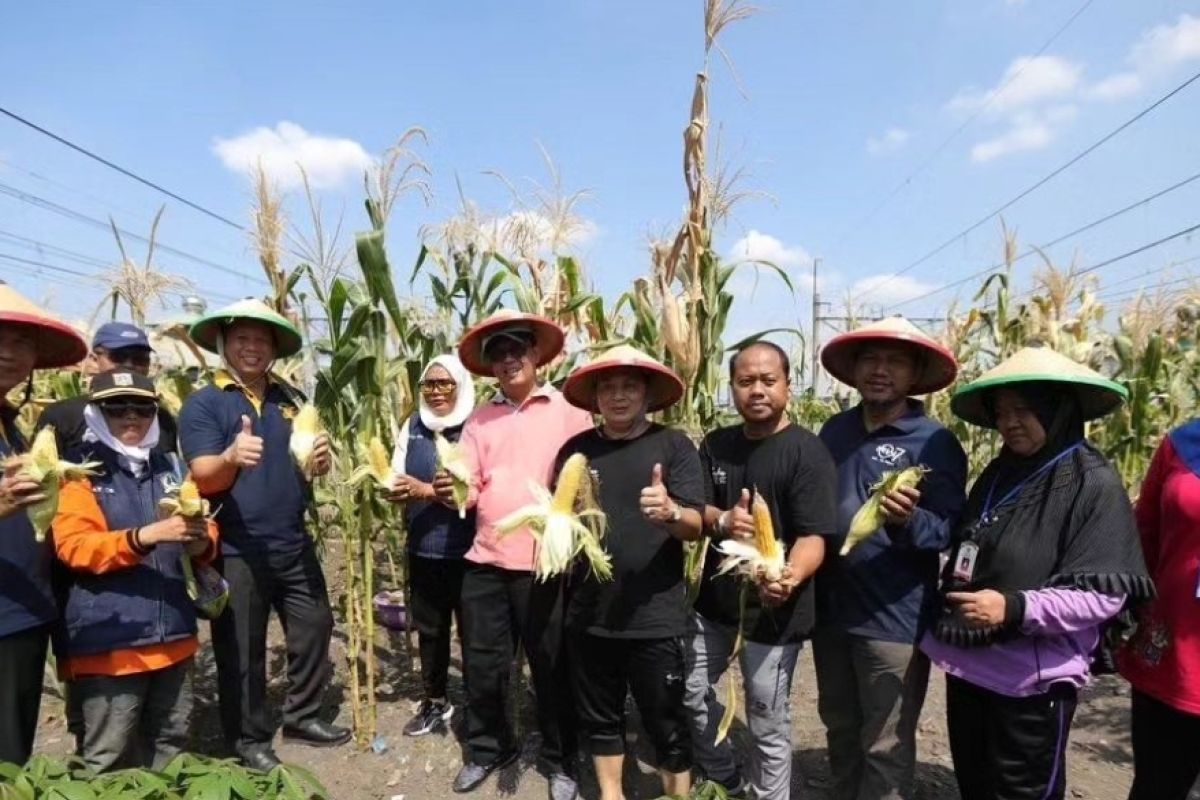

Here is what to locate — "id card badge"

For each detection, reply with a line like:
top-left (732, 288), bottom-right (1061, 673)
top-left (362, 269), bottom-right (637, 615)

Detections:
top-left (952, 542), bottom-right (979, 584)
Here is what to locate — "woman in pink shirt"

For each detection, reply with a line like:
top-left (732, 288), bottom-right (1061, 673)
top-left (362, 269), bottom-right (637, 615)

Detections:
top-left (433, 310), bottom-right (592, 800)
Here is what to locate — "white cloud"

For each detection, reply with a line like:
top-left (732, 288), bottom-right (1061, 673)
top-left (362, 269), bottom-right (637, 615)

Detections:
top-left (948, 55), bottom-right (1082, 116)
top-left (849, 273), bottom-right (940, 306)
top-left (970, 106), bottom-right (1076, 163)
top-left (212, 121), bottom-right (373, 189)
top-left (1090, 14), bottom-right (1200, 101)
top-left (727, 230), bottom-right (812, 269)
top-left (866, 127), bottom-right (910, 156)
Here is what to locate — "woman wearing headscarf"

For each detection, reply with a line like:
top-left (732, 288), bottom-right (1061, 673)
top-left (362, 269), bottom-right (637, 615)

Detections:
top-left (557, 345), bottom-right (704, 800)
top-left (1118, 421), bottom-right (1200, 800)
top-left (921, 345), bottom-right (1153, 800)
top-left (52, 370), bottom-right (219, 771)
top-left (0, 283), bottom-right (87, 765)
top-left (386, 354), bottom-right (477, 737)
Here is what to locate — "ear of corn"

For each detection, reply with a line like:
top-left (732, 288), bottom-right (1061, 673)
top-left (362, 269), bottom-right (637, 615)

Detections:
top-left (752, 491), bottom-right (781, 563)
top-left (14, 427), bottom-right (101, 542)
top-left (494, 453), bottom-right (612, 581)
top-left (714, 488), bottom-right (786, 582)
top-left (841, 465), bottom-right (929, 556)
top-left (157, 476), bottom-right (210, 519)
top-left (289, 403), bottom-right (323, 479)
top-left (434, 433), bottom-right (471, 519)
top-left (350, 436), bottom-right (394, 490)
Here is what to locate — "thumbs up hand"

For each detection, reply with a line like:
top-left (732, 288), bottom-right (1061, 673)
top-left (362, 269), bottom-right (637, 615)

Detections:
top-left (639, 463), bottom-right (678, 525)
top-left (720, 488), bottom-right (756, 541)
top-left (226, 414), bottom-right (264, 469)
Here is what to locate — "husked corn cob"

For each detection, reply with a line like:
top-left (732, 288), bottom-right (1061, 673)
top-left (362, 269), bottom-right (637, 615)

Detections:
top-left (289, 403), bottom-right (323, 479)
top-left (752, 492), bottom-right (781, 563)
top-left (714, 488), bottom-right (786, 582)
top-left (841, 465), bottom-right (929, 556)
top-left (434, 433), bottom-right (471, 519)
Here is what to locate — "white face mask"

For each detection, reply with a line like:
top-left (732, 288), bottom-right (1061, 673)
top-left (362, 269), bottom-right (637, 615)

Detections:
top-left (82, 403), bottom-right (161, 473)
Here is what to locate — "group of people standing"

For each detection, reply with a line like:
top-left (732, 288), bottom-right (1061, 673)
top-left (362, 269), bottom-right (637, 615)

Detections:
top-left (1, 281), bottom-right (1198, 800)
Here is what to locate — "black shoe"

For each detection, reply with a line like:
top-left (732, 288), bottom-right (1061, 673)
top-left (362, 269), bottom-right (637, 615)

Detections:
top-left (238, 744), bottom-right (282, 772)
top-left (281, 719), bottom-right (352, 748)
top-left (404, 699), bottom-right (454, 737)
top-left (452, 749), bottom-right (519, 794)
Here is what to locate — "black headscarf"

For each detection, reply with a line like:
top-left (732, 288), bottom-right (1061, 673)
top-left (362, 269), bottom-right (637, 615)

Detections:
top-left (935, 382), bottom-right (1154, 648)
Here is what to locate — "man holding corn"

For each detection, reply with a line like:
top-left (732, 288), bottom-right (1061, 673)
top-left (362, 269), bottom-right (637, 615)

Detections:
top-left (0, 283), bottom-right (88, 766)
top-left (178, 299), bottom-right (341, 771)
top-left (813, 316), bottom-right (967, 800)
top-left (433, 310), bottom-right (592, 800)
top-left (685, 340), bottom-right (838, 800)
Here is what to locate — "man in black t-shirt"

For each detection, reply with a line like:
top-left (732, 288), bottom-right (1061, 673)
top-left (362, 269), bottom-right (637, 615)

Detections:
top-left (684, 342), bottom-right (838, 800)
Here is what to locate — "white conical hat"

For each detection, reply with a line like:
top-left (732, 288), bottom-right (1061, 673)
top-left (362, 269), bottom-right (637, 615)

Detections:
top-left (820, 315), bottom-right (958, 394)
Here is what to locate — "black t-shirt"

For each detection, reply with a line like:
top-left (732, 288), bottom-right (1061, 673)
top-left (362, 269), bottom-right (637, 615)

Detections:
top-left (37, 396), bottom-right (179, 456)
top-left (694, 423), bottom-right (838, 644)
top-left (560, 424), bottom-right (705, 639)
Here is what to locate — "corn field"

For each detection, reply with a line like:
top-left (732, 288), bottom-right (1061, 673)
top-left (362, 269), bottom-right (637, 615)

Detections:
top-left (8, 0), bottom-right (1199, 747)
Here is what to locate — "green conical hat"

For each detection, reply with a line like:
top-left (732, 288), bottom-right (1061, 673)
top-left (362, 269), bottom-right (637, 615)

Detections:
top-left (951, 345), bottom-right (1127, 428)
top-left (189, 299), bottom-right (302, 358)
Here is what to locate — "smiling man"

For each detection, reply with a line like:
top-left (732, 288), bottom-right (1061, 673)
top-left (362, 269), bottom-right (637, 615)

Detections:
top-left (813, 316), bottom-right (967, 800)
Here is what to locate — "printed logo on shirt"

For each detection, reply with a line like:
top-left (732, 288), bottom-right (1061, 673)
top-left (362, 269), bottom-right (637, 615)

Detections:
top-left (872, 443), bottom-right (907, 467)
top-left (711, 465), bottom-right (728, 486)
top-left (160, 474), bottom-right (180, 495)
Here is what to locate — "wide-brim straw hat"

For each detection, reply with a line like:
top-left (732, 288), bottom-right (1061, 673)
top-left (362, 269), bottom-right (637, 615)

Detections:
top-left (951, 345), bottom-right (1128, 428)
top-left (458, 309), bottom-right (565, 377)
top-left (563, 345), bottom-right (685, 413)
top-left (0, 283), bottom-right (88, 369)
top-left (820, 315), bottom-right (958, 395)
top-left (189, 299), bottom-right (303, 359)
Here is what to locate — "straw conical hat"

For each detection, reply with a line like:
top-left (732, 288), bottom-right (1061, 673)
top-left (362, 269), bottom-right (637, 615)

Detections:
top-left (820, 315), bottom-right (958, 395)
top-left (189, 299), bottom-right (303, 358)
top-left (563, 345), bottom-right (685, 413)
top-left (458, 309), bottom-right (565, 377)
top-left (951, 345), bottom-right (1128, 428)
top-left (0, 283), bottom-right (88, 369)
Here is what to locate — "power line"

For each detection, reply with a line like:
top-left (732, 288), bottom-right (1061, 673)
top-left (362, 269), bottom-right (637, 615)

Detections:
top-left (1092, 253), bottom-right (1200, 297)
top-left (1096, 272), bottom-right (1199, 304)
top-left (827, 0), bottom-right (1096, 252)
top-left (0, 106), bottom-right (246, 231)
top-left (0, 180), bottom-right (267, 285)
top-left (0, 251), bottom-right (94, 278)
top-left (887, 169), bottom-right (1200, 309)
top-left (0, 228), bottom-right (111, 268)
top-left (856, 66), bottom-right (1200, 303)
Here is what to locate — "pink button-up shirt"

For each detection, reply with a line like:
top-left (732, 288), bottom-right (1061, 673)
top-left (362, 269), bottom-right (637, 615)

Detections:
top-left (460, 385), bottom-right (594, 571)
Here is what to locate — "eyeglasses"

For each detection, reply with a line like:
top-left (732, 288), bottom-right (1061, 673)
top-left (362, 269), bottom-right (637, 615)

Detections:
top-left (484, 339), bottom-right (531, 363)
top-left (419, 379), bottom-right (457, 396)
top-left (98, 400), bottom-right (158, 419)
top-left (96, 348), bottom-right (152, 369)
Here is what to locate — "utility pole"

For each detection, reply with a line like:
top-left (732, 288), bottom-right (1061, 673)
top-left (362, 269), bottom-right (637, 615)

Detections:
top-left (810, 257), bottom-right (821, 393)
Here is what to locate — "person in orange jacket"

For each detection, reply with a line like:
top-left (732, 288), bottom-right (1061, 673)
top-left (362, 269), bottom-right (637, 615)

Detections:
top-left (52, 370), bottom-right (218, 772)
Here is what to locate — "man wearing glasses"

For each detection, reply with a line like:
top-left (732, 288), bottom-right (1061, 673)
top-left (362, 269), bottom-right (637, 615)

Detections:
top-left (37, 322), bottom-right (179, 455)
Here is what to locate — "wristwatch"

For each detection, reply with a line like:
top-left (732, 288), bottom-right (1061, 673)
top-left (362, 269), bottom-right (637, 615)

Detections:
top-left (669, 504), bottom-right (682, 523)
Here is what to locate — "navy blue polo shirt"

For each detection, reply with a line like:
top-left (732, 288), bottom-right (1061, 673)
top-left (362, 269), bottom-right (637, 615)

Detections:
top-left (816, 400), bottom-right (967, 644)
top-left (0, 403), bottom-right (56, 637)
top-left (178, 371), bottom-right (311, 557)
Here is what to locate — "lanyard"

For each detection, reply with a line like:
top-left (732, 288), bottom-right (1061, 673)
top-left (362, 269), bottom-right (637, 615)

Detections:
top-left (980, 443), bottom-right (1082, 524)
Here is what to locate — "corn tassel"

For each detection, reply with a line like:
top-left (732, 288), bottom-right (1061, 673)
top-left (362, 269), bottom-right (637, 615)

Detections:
top-left (434, 433), bottom-right (471, 519)
top-left (494, 453), bottom-right (611, 581)
top-left (289, 403), bottom-right (323, 479)
top-left (12, 427), bottom-right (101, 541)
top-left (841, 465), bottom-right (929, 556)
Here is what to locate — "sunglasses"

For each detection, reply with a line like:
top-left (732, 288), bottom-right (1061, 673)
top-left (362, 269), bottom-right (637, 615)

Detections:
top-left (98, 400), bottom-right (158, 419)
top-left (485, 339), bottom-right (532, 363)
top-left (419, 379), bottom-right (457, 396)
top-left (97, 348), bottom-right (152, 369)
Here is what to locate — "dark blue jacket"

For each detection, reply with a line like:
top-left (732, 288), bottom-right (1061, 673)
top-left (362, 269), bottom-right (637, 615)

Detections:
top-left (403, 416), bottom-right (475, 560)
top-left (817, 400), bottom-right (967, 644)
top-left (57, 446), bottom-right (196, 657)
top-left (0, 405), bottom-right (55, 638)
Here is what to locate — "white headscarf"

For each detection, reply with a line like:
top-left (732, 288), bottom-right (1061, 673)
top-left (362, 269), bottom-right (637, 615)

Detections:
top-left (82, 403), bottom-right (161, 477)
top-left (419, 354), bottom-right (475, 432)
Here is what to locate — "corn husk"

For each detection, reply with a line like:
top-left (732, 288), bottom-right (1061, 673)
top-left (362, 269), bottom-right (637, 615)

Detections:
top-left (434, 432), bottom-right (470, 519)
top-left (841, 465), bottom-right (929, 556)
top-left (288, 403), bottom-right (323, 480)
top-left (12, 427), bottom-right (101, 541)
top-left (494, 453), bottom-right (611, 581)
top-left (714, 489), bottom-right (786, 582)
top-left (156, 477), bottom-right (228, 619)
top-left (350, 436), bottom-right (394, 490)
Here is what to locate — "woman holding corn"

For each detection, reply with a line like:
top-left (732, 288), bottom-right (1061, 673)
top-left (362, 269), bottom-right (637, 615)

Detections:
top-left (384, 354), bottom-right (477, 738)
top-left (921, 345), bottom-right (1153, 800)
top-left (51, 369), bottom-right (218, 772)
top-left (556, 345), bottom-right (703, 800)
top-left (0, 283), bottom-right (88, 765)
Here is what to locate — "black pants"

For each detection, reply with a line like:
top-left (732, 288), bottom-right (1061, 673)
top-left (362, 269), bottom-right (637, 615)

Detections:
top-left (571, 631), bottom-right (691, 773)
top-left (0, 623), bottom-right (49, 765)
top-left (1127, 689), bottom-right (1200, 800)
top-left (946, 675), bottom-right (1078, 800)
top-left (212, 546), bottom-right (334, 750)
top-left (408, 555), bottom-right (466, 701)
top-left (460, 562), bottom-right (577, 773)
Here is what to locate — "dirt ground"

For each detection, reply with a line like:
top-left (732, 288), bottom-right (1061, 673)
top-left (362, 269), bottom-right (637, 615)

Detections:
top-left (32, 620), bottom-right (1199, 800)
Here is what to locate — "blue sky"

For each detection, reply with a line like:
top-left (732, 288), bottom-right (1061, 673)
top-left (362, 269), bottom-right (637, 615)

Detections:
top-left (3, 0), bottom-right (1199, 352)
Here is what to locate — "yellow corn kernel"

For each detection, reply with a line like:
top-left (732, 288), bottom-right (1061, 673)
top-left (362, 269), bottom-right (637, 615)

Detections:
top-left (552, 453), bottom-right (587, 514)
top-left (751, 490), bottom-right (780, 561)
